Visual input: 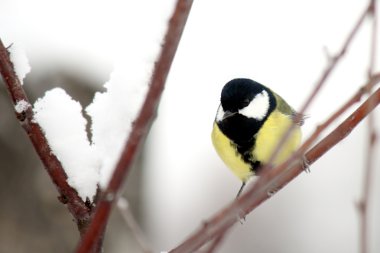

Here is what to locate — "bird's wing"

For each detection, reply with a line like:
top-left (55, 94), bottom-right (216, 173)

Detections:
top-left (273, 92), bottom-right (305, 126)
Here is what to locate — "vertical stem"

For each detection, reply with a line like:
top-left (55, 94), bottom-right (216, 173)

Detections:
top-left (359, 1), bottom-right (377, 253)
top-left (75, 1), bottom-right (193, 252)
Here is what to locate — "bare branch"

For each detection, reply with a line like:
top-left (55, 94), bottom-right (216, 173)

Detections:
top-left (170, 86), bottom-right (380, 253)
top-left (75, 1), bottom-right (193, 252)
top-left (203, 234), bottom-right (226, 253)
top-left (0, 39), bottom-right (91, 232)
top-left (169, 3), bottom-right (377, 252)
top-left (359, 1), bottom-right (378, 253)
top-left (368, 0), bottom-right (377, 77)
top-left (267, 1), bottom-right (372, 167)
top-left (297, 74), bottom-right (380, 159)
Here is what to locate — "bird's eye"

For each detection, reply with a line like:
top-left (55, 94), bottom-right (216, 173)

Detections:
top-left (242, 99), bottom-right (250, 107)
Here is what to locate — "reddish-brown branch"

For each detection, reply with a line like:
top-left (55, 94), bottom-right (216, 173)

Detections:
top-left (170, 87), bottom-right (380, 253)
top-left (196, 3), bottom-right (376, 249)
top-left (297, 74), bottom-right (380, 158)
top-left (368, 0), bottom-right (377, 77)
top-left (170, 4), bottom-right (376, 251)
top-left (0, 40), bottom-right (91, 231)
top-left (203, 234), bottom-right (226, 253)
top-left (300, 2), bottom-right (371, 113)
top-left (252, 73), bottom-right (380, 190)
top-left (75, 1), bottom-right (193, 252)
top-left (359, 104), bottom-right (377, 253)
top-left (359, 1), bottom-right (378, 253)
top-left (267, 2), bottom-right (372, 166)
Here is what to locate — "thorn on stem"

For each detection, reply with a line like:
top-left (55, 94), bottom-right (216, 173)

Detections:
top-left (356, 200), bottom-right (366, 214)
top-left (267, 189), bottom-right (276, 197)
top-left (235, 208), bottom-right (246, 224)
top-left (370, 131), bottom-right (377, 146)
top-left (301, 155), bottom-right (311, 173)
top-left (58, 194), bottom-right (69, 204)
top-left (5, 43), bottom-right (13, 51)
top-left (202, 221), bottom-right (210, 228)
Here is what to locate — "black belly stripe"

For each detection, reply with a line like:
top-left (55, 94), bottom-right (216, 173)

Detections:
top-left (233, 139), bottom-right (262, 174)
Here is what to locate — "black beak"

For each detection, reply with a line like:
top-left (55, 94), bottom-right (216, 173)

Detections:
top-left (223, 110), bottom-right (237, 120)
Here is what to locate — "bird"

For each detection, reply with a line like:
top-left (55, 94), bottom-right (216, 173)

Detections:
top-left (211, 78), bottom-right (303, 197)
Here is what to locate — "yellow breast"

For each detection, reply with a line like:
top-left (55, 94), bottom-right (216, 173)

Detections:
top-left (254, 110), bottom-right (302, 166)
top-left (211, 110), bottom-right (301, 182)
top-left (211, 122), bottom-right (253, 181)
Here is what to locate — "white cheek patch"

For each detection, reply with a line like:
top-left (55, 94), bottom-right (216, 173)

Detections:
top-left (216, 104), bottom-right (224, 122)
top-left (239, 90), bottom-right (270, 120)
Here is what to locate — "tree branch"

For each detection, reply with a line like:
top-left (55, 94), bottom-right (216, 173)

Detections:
top-left (0, 39), bottom-right (91, 232)
top-left (267, 1), bottom-right (372, 166)
top-left (188, 2), bottom-right (376, 250)
top-left (359, 1), bottom-right (378, 253)
top-left (170, 85), bottom-right (380, 253)
top-left (203, 234), bottom-right (226, 253)
top-left (297, 74), bottom-right (380, 160)
top-left (75, 0), bottom-right (193, 252)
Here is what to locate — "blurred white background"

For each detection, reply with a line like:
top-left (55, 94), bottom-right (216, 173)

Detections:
top-left (1, 0), bottom-right (379, 253)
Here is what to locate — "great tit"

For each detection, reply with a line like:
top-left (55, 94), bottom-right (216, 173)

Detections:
top-left (211, 78), bottom-right (303, 197)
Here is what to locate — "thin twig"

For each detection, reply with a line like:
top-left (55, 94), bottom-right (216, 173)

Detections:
top-left (170, 4), bottom-right (376, 252)
top-left (359, 100), bottom-right (377, 253)
top-left (266, 1), bottom-right (372, 168)
top-left (368, 0), bottom-right (377, 78)
top-left (197, 2), bottom-right (379, 250)
top-left (0, 39), bottom-right (91, 233)
top-left (170, 86), bottom-right (380, 253)
top-left (117, 197), bottom-right (152, 253)
top-left (293, 74), bottom-right (380, 166)
top-left (75, 1), bottom-right (193, 252)
top-left (359, 1), bottom-right (378, 253)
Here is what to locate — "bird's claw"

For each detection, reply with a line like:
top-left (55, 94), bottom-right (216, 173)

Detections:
top-left (301, 155), bottom-right (311, 173)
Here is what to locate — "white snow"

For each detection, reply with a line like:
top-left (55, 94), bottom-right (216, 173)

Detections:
top-left (30, 67), bottom-right (149, 199)
top-left (26, 0), bottom-right (172, 201)
top-left (33, 88), bottom-right (100, 201)
top-left (86, 66), bottom-right (148, 188)
top-left (8, 44), bottom-right (31, 85)
top-left (31, 73), bottom-right (149, 199)
top-left (14, 99), bottom-right (30, 113)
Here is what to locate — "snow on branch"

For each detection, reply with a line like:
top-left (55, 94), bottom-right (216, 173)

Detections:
top-left (75, 0), bottom-right (194, 252)
top-left (8, 44), bottom-right (30, 85)
top-left (1, 1), bottom-right (193, 251)
top-left (86, 68), bottom-right (149, 189)
top-left (33, 88), bottom-right (100, 201)
top-left (0, 40), bottom-right (91, 230)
